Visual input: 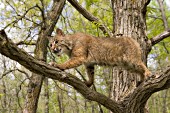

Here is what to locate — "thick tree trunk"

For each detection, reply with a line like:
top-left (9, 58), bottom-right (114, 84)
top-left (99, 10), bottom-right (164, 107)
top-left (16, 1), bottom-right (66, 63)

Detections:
top-left (110, 0), bottom-right (151, 112)
top-left (1, 0), bottom-right (170, 113)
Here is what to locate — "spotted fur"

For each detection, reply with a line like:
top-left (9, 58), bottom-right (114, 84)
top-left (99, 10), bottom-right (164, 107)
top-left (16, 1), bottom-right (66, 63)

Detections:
top-left (49, 28), bottom-right (151, 87)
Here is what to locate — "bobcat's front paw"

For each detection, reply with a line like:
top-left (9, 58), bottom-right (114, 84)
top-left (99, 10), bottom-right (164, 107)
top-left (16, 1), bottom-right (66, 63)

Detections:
top-left (49, 62), bottom-right (65, 71)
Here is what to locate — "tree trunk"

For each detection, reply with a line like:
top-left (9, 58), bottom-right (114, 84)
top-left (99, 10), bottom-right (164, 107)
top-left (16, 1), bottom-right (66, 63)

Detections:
top-left (1, 0), bottom-right (170, 113)
top-left (1, 27), bottom-right (170, 113)
top-left (110, 0), bottom-right (151, 112)
top-left (23, 30), bottom-right (47, 113)
top-left (44, 78), bottom-right (49, 113)
top-left (2, 58), bottom-right (7, 111)
top-left (23, 0), bottom-right (66, 112)
top-left (55, 82), bottom-right (65, 113)
top-left (157, 0), bottom-right (169, 30)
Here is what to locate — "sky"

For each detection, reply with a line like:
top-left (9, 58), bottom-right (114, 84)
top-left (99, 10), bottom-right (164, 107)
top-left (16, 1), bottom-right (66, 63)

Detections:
top-left (165, 0), bottom-right (170, 6)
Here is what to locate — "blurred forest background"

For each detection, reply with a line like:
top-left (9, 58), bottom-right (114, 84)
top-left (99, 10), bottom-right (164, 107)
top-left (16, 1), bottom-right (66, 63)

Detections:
top-left (0, 0), bottom-right (170, 113)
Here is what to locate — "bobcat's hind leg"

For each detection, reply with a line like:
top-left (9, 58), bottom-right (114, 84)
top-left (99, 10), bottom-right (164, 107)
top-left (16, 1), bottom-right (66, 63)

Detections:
top-left (85, 65), bottom-right (94, 87)
top-left (135, 62), bottom-right (152, 82)
top-left (130, 62), bottom-right (151, 86)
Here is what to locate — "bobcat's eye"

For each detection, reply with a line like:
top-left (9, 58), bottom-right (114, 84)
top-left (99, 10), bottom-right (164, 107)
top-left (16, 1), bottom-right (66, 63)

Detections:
top-left (50, 44), bottom-right (52, 47)
top-left (55, 41), bottom-right (58, 44)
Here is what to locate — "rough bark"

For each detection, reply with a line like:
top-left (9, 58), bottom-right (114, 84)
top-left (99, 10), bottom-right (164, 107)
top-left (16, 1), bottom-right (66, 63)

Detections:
top-left (1, 29), bottom-right (170, 113)
top-left (23, 0), bottom-right (66, 112)
top-left (110, 0), bottom-right (152, 105)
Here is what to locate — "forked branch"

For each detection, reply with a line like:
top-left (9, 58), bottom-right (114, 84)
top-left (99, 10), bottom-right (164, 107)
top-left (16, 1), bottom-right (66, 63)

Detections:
top-left (123, 66), bottom-right (170, 112)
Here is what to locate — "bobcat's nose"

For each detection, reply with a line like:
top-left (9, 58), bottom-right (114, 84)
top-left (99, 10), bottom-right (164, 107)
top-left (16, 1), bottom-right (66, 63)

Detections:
top-left (53, 48), bottom-right (61, 53)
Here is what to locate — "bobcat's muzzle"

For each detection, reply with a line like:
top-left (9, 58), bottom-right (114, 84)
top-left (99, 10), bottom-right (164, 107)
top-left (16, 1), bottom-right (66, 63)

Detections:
top-left (53, 48), bottom-right (61, 54)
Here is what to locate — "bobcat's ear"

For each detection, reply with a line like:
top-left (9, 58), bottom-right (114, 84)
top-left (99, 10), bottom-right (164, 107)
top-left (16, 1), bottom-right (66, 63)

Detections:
top-left (56, 28), bottom-right (64, 36)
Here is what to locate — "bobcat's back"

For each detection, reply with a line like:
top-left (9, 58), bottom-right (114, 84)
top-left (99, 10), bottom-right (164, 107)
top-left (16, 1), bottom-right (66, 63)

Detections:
top-left (84, 35), bottom-right (142, 66)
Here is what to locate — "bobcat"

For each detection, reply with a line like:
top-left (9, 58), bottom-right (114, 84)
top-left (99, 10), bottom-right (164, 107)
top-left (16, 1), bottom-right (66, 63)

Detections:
top-left (49, 28), bottom-right (151, 87)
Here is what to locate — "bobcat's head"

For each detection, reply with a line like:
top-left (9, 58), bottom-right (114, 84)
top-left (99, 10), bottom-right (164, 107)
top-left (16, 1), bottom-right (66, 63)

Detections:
top-left (49, 28), bottom-right (72, 57)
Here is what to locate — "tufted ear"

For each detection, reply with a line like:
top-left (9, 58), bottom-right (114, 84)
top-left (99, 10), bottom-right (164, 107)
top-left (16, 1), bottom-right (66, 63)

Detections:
top-left (56, 28), bottom-right (64, 36)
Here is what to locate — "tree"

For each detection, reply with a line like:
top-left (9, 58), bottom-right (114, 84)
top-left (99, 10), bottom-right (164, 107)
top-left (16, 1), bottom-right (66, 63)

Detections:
top-left (0, 0), bottom-right (170, 113)
top-left (23, 0), bottom-right (66, 113)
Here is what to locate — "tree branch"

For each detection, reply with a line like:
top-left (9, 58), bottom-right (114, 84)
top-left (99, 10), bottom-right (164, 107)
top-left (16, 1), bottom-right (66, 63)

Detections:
top-left (4, 5), bottom-right (40, 29)
top-left (1, 29), bottom-right (170, 112)
top-left (67, 0), bottom-right (113, 37)
top-left (150, 29), bottom-right (170, 46)
top-left (15, 40), bottom-right (36, 45)
top-left (123, 66), bottom-right (170, 112)
top-left (0, 29), bottom-right (122, 113)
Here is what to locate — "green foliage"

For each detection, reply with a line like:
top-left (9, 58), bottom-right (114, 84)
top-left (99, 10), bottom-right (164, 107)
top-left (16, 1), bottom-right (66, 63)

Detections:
top-left (147, 1), bottom-right (170, 112)
top-left (0, 0), bottom-right (170, 112)
top-left (147, 0), bottom-right (170, 69)
top-left (60, 0), bottom-right (112, 37)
